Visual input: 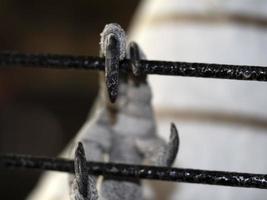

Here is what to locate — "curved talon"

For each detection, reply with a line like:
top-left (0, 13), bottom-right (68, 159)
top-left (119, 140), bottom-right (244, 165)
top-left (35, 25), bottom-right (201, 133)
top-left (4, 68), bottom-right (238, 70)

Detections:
top-left (74, 142), bottom-right (89, 198)
top-left (100, 23), bottom-right (126, 103)
top-left (127, 42), bottom-right (147, 86)
top-left (135, 123), bottom-right (179, 167)
top-left (128, 42), bottom-right (142, 76)
top-left (166, 123), bottom-right (180, 166)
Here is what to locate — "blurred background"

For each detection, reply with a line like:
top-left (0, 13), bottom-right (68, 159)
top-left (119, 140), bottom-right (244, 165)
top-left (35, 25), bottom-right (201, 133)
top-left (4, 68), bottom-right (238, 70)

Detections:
top-left (0, 1), bottom-right (140, 199)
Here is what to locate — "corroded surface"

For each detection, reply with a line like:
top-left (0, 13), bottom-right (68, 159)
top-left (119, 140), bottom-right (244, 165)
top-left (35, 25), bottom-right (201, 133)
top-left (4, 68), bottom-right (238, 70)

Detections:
top-left (137, 59), bottom-right (267, 81)
top-left (0, 52), bottom-right (267, 82)
top-left (1, 153), bottom-right (267, 189)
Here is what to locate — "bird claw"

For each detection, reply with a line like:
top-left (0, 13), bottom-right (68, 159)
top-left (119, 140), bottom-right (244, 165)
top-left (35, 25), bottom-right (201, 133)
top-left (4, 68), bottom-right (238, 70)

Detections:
top-left (74, 142), bottom-right (89, 198)
top-left (136, 123), bottom-right (179, 167)
top-left (71, 142), bottom-right (99, 200)
top-left (165, 123), bottom-right (180, 166)
top-left (127, 41), bottom-right (147, 84)
top-left (100, 23), bottom-right (126, 103)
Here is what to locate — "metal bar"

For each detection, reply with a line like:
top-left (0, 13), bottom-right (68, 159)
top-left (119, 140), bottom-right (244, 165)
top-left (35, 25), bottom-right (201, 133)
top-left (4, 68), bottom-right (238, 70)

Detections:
top-left (1, 153), bottom-right (267, 189)
top-left (0, 52), bottom-right (105, 70)
top-left (0, 51), bottom-right (267, 82)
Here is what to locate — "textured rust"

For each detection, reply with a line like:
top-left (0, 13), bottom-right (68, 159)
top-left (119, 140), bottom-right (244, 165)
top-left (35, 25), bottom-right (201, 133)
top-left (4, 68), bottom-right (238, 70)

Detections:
top-left (1, 153), bottom-right (267, 189)
top-left (0, 52), bottom-right (267, 82)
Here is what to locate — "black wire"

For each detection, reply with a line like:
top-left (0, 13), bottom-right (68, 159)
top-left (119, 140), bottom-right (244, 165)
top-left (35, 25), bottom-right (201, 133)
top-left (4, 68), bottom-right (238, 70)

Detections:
top-left (1, 52), bottom-right (267, 190)
top-left (1, 153), bottom-right (267, 189)
top-left (0, 52), bottom-right (105, 70)
top-left (0, 51), bottom-right (267, 82)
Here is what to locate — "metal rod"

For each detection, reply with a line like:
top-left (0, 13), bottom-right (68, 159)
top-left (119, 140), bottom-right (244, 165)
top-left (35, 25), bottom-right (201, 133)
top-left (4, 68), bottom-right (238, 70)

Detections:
top-left (0, 51), bottom-right (267, 82)
top-left (0, 52), bottom-right (105, 70)
top-left (1, 153), bottom-right (267, 189)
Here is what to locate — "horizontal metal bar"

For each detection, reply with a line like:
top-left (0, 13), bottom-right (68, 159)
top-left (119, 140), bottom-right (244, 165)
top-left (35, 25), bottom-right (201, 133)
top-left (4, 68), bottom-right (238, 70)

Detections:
top-left (0, 52), bottom-right (105, 70)
top-left (1, 153), bottom-right (267, 189)
top-left (0, 51), bottom-right (267, 82)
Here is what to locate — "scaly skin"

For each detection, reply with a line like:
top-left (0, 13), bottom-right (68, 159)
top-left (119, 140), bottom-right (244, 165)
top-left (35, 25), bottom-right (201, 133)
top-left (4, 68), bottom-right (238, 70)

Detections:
top-left (70, 76), bottom-right (179, 200)
top-left (70, 26), bottom-right (180, 200)
top-left (100, 42), bottom-right (179, 200)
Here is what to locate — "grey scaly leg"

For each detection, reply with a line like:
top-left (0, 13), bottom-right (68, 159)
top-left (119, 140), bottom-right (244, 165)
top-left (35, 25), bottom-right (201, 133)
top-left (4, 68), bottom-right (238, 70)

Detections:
top-left (70, 23), bottom-right (128, 200)
top-left (70, 24), bottom-right (179, 200)
top-left (101, 42), bottom-right (154, 200)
